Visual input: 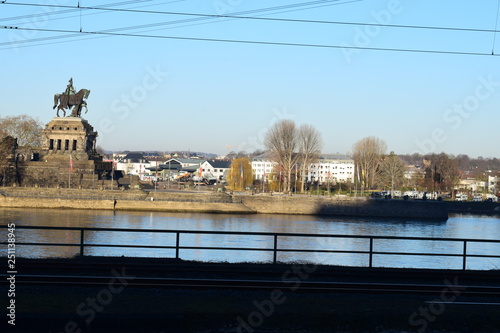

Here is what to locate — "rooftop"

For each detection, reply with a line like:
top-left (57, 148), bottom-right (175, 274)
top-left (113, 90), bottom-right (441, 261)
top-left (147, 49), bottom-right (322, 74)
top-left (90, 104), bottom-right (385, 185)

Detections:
top-left (318, 154), bottom-right (353, 161)
top-left (206, 160), bottom-right (231, 169)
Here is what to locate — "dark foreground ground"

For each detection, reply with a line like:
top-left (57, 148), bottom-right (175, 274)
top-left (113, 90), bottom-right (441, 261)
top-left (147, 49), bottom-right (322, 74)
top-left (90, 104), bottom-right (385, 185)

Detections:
top-left (2, 257), bottom-right (500, 333)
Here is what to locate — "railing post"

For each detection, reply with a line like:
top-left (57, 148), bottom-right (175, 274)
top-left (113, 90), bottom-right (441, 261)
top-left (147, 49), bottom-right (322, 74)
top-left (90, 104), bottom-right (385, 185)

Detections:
top-left (175, 232), bottom-right (180, 259)
top-left (80, 229), bottom-right (85, 257)
top-left (369, 237), bottom-right (374, 268)
top-left (463, 240), bottom-right (467, 270)
top-left (273, 234), bottom-right (278, 264)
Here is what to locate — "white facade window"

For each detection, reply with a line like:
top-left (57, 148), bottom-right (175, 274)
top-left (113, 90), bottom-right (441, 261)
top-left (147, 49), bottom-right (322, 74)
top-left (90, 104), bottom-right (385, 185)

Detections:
top-left (307, 155), bottom-right (354, 184)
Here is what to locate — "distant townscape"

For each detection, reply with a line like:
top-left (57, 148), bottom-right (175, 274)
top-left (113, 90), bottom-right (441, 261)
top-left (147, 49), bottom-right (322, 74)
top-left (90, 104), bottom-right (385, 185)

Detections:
top-left (108, 149), bottom-right (500, 202)
top-left (0, 114), bottom-right (499, 201)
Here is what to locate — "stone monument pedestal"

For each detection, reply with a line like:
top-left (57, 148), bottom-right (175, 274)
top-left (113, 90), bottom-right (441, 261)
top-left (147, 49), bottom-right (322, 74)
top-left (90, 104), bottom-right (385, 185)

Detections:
top-left (16, 117), bottom-right (115, 189)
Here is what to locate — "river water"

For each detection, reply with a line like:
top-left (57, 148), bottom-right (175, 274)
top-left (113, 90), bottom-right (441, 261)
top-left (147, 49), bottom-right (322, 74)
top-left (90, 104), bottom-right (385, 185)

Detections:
top-left (1, 208), bottom-right (499, 270)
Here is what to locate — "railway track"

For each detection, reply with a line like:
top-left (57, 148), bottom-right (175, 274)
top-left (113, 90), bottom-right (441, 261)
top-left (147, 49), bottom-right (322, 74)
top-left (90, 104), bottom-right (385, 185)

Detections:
top-left (5, 274), bottom-right (500, 298)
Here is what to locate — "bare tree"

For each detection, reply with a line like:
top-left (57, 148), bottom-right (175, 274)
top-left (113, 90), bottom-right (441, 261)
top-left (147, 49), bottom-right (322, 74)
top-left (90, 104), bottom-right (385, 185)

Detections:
top-left (96, 146), bottom-right (106, 155)
top-left (377, 152), bottom-right (406, 193)
top-left (0, 136), bottom-right (18, 186)
top-left (0, 115), bottom-right (43, 147)
top-left (264, 119), bottom-right (299, 193)
top-left (423, 153), bottom-right (461, 192)
top-left (352, 136), bottom-right (387, 191)
top-left (298, 124), bottom-right (322, 192)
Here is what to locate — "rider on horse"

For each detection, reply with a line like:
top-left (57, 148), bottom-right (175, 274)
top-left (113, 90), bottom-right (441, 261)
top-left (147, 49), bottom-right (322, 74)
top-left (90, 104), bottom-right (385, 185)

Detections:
top-left (54, 78), bottom-right (90, 117)
top-left (64, 78), bottom-right (76, 96)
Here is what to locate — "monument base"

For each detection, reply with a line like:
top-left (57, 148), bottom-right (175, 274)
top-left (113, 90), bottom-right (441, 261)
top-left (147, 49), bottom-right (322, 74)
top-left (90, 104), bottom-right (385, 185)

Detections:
top-left (1, 116), bottom-right (116, 189)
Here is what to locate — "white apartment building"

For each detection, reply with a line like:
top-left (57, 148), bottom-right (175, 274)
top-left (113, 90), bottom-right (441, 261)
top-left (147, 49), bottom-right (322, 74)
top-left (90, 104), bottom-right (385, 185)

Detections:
top-left (456, 178), bottom-right (487, 192)
top-left (308, 154), bottom-right (354, 184)
top-left (200, 160), bottom-right (231, 181)
top-left (488, 175), bottom-right (499, 193)
top-left (252, 153), bottom-right (354, 184)
top-left (115, 152), bottom-right (151, 179)
top-left (252, 153), bottom-right (278, 180)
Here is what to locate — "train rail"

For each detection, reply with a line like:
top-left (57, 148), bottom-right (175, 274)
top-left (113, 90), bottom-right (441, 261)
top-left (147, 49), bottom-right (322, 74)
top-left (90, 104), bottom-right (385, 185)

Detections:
top-left (3, 273), bottom-right (500, 299)
top-left (9, 257), bottom-right (500, 279)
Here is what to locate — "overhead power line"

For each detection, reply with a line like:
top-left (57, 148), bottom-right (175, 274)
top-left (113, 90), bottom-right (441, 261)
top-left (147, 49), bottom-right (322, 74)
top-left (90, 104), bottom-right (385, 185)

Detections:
top-left (0, 0), bottom-right (150, 22)
top-left (493, 0), bottom-right (500, 53)
top-left (0, 0), bottom-right (362, 50)
top-left (2, 1), bottom-right (499, 34)
top-left (1, 25), bottom-right (499, 57)
top-left (0, 0), bottom-right (185, 23)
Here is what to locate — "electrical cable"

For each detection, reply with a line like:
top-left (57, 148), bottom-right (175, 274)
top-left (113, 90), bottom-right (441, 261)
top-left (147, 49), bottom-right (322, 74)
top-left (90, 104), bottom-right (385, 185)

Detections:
top-left (493, 0), bottom-right (500, 54)
top-left (0, 0), bottom-right (361, 51)
top-left (1, 0), bottom-right (499, 57)
top-left (0, 0), bottom-right (150, 22)
top-left (1, 25), bottom-right (498, 57)
top-left (2, 1), bottom-right (499, 34)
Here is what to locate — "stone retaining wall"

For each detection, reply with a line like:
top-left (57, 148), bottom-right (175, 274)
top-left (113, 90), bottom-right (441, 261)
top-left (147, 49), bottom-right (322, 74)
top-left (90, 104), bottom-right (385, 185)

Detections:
top-left (236, 195), bottom-right (449, 220)
top-left (0, 188), bottom-right (252, 213)
top-left (0, 188), bottom-right (451, 219)
top-left (0, 196), bottom-right (114, 210)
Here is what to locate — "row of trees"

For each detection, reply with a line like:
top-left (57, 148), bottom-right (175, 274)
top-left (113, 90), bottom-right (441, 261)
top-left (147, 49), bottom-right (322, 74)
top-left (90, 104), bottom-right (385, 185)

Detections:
top-left (341, 137), bottom-right (468, 193)
top-left (225, 120), bottom-right (496, 194)
top-left (264, 120), bottom-right (322, 193)
top-left (225, 120), bottom-right (323, 192)
top-left (400, 153), bottom-right (500, 174)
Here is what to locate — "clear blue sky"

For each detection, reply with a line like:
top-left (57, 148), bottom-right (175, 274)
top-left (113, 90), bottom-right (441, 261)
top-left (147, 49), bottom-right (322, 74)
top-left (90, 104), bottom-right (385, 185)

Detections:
top-left (1, 0), bottom-right (499, 158)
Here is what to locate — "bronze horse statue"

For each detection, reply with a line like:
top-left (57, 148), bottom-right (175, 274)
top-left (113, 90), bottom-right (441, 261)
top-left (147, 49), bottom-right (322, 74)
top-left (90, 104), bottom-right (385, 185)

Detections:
top-left (53, 89), bottom-right (90, 117)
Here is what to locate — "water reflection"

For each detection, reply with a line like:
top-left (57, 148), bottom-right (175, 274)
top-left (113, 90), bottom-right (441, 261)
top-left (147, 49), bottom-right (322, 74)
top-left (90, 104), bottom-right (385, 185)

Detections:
top-left (0, 209), bottom-right (499, 269)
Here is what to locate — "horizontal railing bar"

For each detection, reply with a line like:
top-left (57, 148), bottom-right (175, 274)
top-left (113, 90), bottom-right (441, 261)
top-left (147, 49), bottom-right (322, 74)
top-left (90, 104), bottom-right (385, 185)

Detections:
top-left (272, 248), bottom-right (370, 254)
top-left (0, 242), bottom-right (82, 247)
top-left (74, 244), bottom-right (178, 250)
top-left (464, 254), bottom-right (500, 259)
top-left (83, 245), bottom-right (276, 252)
top-left (177, 246), bottom-right (275, 252)
top-left (4, 243), bottom-right (499, 260)
top-left (0, 243), bottom-right (270, 252)
top-left (372, 251), bottom-right (466, 257)
top-left (2, 225), bottom-right (500, 243)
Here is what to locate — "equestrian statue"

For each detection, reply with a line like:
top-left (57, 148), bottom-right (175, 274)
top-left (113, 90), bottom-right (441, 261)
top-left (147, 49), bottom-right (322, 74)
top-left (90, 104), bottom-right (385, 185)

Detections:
top-left (53, 78), bottom-right (91, 117)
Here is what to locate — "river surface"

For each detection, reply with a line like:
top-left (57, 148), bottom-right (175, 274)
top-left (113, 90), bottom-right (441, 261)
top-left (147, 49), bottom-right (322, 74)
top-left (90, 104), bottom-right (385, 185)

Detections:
top-left (1, 208), bottom-right (499, 270)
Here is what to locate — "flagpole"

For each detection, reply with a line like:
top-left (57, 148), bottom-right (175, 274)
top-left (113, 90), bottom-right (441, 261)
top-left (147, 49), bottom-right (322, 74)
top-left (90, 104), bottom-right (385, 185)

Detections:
top-left (155, 160), bottom-right (158, 194)
top-left (111, 162), bottom-right (114, 191)
top-left (328, 171), bottom-right (330, 197)
top-left (240, 162), bottom-right (243, 192)
top-left (294, 164), bottom-right (297, 195)
top-left (198, 162), bottom-right (201, 193)
top-left (68, 152), bottom-right (72, 189)
top-left (279, 164), bottom-right (282, 194)
top-left (262, 171), bottom-right (265, 194)
top-left (354, 164), bottom-right (357, 198)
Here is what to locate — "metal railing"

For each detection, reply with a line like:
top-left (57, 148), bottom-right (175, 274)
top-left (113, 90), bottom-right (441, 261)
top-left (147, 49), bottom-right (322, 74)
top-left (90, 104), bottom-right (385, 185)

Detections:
top-left (1, 225), bottom-right (500, 270)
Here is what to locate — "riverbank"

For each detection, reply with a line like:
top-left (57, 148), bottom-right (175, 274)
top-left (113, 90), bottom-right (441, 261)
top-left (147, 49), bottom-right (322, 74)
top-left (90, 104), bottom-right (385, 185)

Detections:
top-left (236, 194), bottom-right (449, 219)
top-left (0, 188), bottom-right (254, 214)
top-left (1, 187), bottom-right (497, 219)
